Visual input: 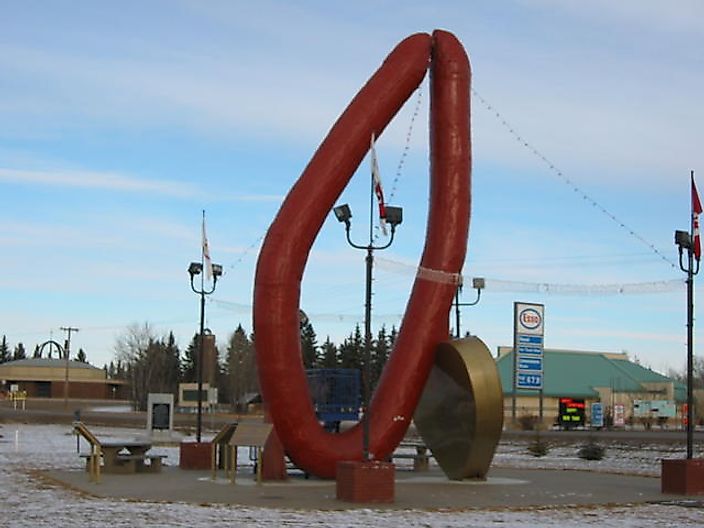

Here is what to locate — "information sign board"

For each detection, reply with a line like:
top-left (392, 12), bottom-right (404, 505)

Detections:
top-left (517, 372), bottom-right (542, 388)
top-left (558, 397), bottom-right (585, 428)
top-left (613, 403), bottom-right (625, 427)
top-left (514, 302), bottom-right (545, 390)
top-left (591, 402), bottom-right (604, 428)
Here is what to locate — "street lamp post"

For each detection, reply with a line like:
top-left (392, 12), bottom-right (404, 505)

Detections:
top-left (675, 228), bottom-right (699, 460)
top-left (453, 277), bottom-right (485, 338)
top-left (333, 202), bottom-right (403, 461)
top-left (188, 261), bottom-right (223, 443)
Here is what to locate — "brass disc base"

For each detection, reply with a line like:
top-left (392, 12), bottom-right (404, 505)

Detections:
top-left (414, 336), bottom-right (504, 480)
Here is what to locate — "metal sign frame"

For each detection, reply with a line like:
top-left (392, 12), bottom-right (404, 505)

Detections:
top-left (513, 302), bottom-right (545, 391)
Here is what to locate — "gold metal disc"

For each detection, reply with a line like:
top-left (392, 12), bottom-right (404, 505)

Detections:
top-left (414, 336), bottom-right (504, 480)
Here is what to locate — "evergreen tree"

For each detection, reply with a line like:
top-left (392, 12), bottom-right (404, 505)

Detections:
top-left (338, 325), bottom-right (364, 370)
top-left (0, 335), bottom-right (10, 363)
top-left (116, 359), bottom-right (126, 379)
top-left (389, 325), bottom-right (398, 348)
top-left (13, 342), bottom-right (26, 361)
top-left (319, 336), bottom-right (339, 368)
top-left (76, 348), bottom-right (87, 363)
top-left (225, 324), bottom-right (257, 412)
top-left (181, 333), bottom-right (199, 382)
top-left (163, 332), bottom-right (182, 388)
top-left (371, 325), bottom-right (391, 391)
top-left (300, 319), bottom-right (319, 369)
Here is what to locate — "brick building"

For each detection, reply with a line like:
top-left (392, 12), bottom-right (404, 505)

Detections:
top-left (0, 358), bottom-right (128, 400)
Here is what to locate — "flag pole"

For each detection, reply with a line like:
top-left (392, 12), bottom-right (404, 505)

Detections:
top-left (687, 170), bottom-right (699, 459)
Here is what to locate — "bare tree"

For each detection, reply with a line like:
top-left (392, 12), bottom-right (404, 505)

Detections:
top-left (114, 323), bottom-right (181, 411)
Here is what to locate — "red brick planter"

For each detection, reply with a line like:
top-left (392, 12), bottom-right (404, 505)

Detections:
top-left (336, 461), bottom-right (395, 503)
top-left (662, 459), bottom-right (704, 495)
top-left (179, 441), bottom-right (212, 470)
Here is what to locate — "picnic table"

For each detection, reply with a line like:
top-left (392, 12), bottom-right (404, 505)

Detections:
top-left (73, 421), bottom-right (166, 482)
top-left (98, 440), bottom-right (162, 474)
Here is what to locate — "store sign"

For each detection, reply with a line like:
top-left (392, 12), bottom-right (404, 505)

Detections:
top-left (633, 399), bottom-right (676, 418)
top-left (558, 397), bottom-right (585, 428)
top-left (613, 403), bottom-right (625, 427)
top-left (591, 402), bottom-right (604, 428)
top-left (513, 302), bottom-right (545, 390)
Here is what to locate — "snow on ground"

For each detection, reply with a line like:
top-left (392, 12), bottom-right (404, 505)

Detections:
top-left (493, 438), bottom-right (683, 477)
top-left (1, 423), bottom-right (703, 527)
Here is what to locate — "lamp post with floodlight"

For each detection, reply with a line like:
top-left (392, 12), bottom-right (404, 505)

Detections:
top-left (332, 202), bottom-right (403, 461)
top-left (188, 261), bottom-right (223, 443)
top-left (453, 277), bottom-right (485, 339)
top-left (674, 228), bottom-right (699, 460)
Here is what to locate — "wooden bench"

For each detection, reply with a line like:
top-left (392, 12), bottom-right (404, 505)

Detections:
top-left (73, 421), bottom-right (103, 482)
top-left (211, 422), bottom-right (238, 481)
top-left (392, 443), bottom-right (432, 471)
top-left (116, 453), bottom-right (167, 473)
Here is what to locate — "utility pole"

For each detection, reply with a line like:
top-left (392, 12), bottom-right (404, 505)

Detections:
top-left (61, 326), bottom-right (79, 409)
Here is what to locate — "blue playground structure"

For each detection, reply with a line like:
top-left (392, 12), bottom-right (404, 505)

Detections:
top-left (306, 368), bottom-right (361, 432)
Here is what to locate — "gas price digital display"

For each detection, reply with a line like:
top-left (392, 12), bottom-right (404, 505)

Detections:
top-left (558, 397), bottom-right (585, 428)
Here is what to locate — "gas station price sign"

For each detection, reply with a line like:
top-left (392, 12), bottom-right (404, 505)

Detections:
top-left (558, 397), bottom-right (585, 428)
top-left (513, 302), bottom-right (545, 390)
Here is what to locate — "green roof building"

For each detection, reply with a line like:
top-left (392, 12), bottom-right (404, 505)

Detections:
top-left (496, 347), bottom-right (686, 428)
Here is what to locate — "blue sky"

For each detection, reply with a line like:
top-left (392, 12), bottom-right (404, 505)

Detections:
top-left (1, 1), bottom-right (702, 375)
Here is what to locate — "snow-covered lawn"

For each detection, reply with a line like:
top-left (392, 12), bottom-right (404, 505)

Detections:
top-left (1, 423), bottom-right (702, 527)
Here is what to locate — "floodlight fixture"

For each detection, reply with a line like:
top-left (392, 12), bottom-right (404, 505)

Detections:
top-left (188, 262), bottom-right (203, 277)
top-left (675, 230), bottom-right (692, 251)
top-left (333, 204), bottom-right (352, 225)
top-left (385, 206), bottom-right (403, 227)
top-left (472, 277), bottom-right (486, 290)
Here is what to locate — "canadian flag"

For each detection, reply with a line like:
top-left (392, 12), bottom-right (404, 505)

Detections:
top-left (202, 213), bottom-right (214, 280)
top-left (370, 133), bottom-right (388, 235)
top-left (692, 174), bottom-right (702, 261)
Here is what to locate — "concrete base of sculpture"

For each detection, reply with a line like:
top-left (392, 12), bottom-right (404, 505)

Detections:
top-left (336, 461), bottom-right (395, 503)
top-left (661, 458), bottom-right (704, 495)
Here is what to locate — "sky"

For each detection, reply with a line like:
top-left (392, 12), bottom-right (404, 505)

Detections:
top-left (1, 0), bottom-right (703, 376)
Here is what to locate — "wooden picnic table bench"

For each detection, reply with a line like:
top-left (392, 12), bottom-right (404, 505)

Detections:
top-left (73, 421), bottom-right (166, 482)
top-left (392, 442), bottom-right (432, 471)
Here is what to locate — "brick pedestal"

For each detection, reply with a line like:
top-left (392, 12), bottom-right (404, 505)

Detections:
top-left (179, 441), bottom-right (212, 470)
top-left (336, 461), bottom-right (395, 503)
top-left (661, 459), bottom-right (704, 495)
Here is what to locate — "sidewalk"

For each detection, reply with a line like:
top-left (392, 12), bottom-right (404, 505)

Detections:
top-left (44, 465), bottom-right (674, 511)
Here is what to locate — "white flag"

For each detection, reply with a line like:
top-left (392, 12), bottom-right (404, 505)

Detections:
top-left (371, 133), bottom-right (388, 236)
top-left (202, 213), bottom-right (213, 281)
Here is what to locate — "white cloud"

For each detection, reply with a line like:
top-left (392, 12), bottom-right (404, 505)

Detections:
top-left (0, 167), bottom-right (282, 202)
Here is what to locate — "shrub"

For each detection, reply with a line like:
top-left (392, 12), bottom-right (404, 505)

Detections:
top-left (518, 414), bottom-right (539, 431)
top-left (578, 440), bottom-right (606, 460)
top-left (527, 438), bottom-right (550, 457)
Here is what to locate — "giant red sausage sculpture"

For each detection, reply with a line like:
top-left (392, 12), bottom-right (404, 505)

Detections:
top-left (253, 29), bottom-right (470, 479)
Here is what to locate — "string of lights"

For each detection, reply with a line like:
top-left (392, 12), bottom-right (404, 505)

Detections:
top-left (375, 256), bottom-right (683, 295)
top-left (471, 87), bottom-right (677, 270)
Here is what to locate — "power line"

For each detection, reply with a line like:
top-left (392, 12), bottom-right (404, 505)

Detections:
top-left (471, 87), bottom-right (677, 270)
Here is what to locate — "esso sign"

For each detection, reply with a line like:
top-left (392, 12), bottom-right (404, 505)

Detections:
top-left (515, 303), bottom-right (544, 335)
top-left (519, 308), bottom-right (542, 330)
